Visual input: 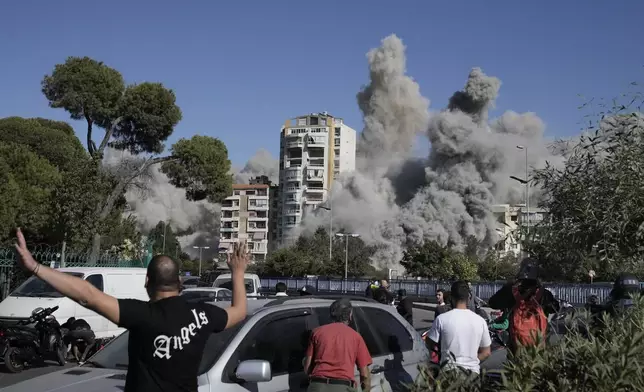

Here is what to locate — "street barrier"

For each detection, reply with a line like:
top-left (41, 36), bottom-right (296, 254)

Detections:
top-left (260, 277), bottom-right (615, 306)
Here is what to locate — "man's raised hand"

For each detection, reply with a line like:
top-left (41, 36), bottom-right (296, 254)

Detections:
top-left (14, 228), bottom-right (38, 273)
top-left (227, 241), bottom-right (249, 273)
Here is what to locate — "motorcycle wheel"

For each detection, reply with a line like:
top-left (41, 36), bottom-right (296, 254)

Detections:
top-left (55, 340), bottom-right (67, 366)
top-left (4, 347), bottom-right (25, 373)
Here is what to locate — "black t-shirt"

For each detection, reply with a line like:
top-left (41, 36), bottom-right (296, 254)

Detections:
top-left (118, 296), bottom-right (228, 392)
top-left (396, 297), bottom-right (414, 323)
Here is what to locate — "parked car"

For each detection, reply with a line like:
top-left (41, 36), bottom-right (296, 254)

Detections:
top-left (213, 273), bottom-right (263, 298)
top-left (6, 296), bottom-right (428, 391)
top-left (181, 287), bottom-right (232, 303)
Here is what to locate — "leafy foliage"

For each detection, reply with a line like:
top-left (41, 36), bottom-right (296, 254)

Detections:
top-left (412, 298), bottom-right (644, 391)
top-left (41, 56), bottom-right (232, 258)
top-left (147, 220), bottom-right (182, 258)
top-left (401, 241), bottom-right (479, 281)
top-left (477, 252), bottom-right (519, 282)
top-left (161, 135), bottom-right (232, 203)
top-left (526, 90), bottom-right (644, 281)
top-left (257, 227), bottom-right (380, 277)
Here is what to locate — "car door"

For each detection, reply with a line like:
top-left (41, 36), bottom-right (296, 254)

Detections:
top-left (75, 274), bottom-right (108, 334)
top-left (221, 308), bottom-right (314, 392)
top-left (352, 306), bottom-right (419, 392)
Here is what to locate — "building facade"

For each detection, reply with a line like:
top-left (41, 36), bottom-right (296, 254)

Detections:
top-left (492, 204), bottom-right (549, 256)
top-left (218, 177), bottom-right (273, 262)
top-left (276, 112), bottom-right (357, 246)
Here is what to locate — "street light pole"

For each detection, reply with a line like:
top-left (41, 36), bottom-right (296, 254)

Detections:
top-left (516, 145), bottom-right (529, 234)
top-left (335, 233), bottom-right (360, 283)
top-left (192, 246), bottom-right (210, 277)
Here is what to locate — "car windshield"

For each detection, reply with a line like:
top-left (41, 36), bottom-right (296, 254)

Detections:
top-left (11, 273), bottom-right (84, 298)
top-left (181, 290), bottom-right (217, 302)
top-left (214, 278), bottom-right (254, 293)
top-left (84, 318), bottom-right (246, 374)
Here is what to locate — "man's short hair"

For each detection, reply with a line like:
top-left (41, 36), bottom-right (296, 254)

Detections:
top-left (436, 289), bottom-right (445, 294)
top-left (275, 282), bottom-right (287, 293)
top-left (450, 281), bottom-right (470, 303)
top-left (147, 255), bottom-right (180, 292)
top-left (330, 298), bottom-right (352, 323)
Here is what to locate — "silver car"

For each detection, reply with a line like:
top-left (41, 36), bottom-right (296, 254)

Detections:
top-left (4, 296), bottom-right (429, 392)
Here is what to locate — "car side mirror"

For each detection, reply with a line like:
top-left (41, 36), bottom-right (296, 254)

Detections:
top-left (235, 360), bottom-right (272, 383)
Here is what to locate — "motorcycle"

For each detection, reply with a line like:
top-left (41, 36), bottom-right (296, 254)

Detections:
top-left (0, 306), bottom-right (67, 373)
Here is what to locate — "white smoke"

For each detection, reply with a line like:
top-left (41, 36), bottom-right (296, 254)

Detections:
top-left (233, 148), bottom-right (279, 184)
top-left (301, 34), bottom-right (565, 268)
top-left (103, 148), bottom-right (278, 260)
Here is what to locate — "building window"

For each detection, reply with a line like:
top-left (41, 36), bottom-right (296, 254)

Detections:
top-left (310, 116), bottom-right (319, 125)
top-left (320, 118), bottom-right (327, 126)
top-left (297, 118), bottom-right (306, 126)
top-left (334, 138), bottom-right (340, 146)
top-left (246, 190), bottom-right (256, 195)
top-left (334, 148), bottom-right (340, 156)
top-left (335, 127), bottom-right (341, 137)
top-left (233, 190), bottom-right (240, 196)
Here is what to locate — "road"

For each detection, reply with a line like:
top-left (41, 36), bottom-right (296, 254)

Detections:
top-left (0, 307), bottom-right (438, 388)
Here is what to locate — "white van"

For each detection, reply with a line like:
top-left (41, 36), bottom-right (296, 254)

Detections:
top-left (213, 273), bottom-right (262, 298)
top-left (0, 267), bottom-right (148, 339)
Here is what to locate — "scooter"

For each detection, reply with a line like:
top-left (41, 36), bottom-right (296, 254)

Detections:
top-left (1, 306), bottom-right (66, 373)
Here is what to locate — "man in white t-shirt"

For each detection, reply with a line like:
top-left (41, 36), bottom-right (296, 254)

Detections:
top-left (427, 280), bottom-right (491, 377)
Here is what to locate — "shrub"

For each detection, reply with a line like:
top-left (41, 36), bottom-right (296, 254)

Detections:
top-left (410, 297), bottom-right (644, 391)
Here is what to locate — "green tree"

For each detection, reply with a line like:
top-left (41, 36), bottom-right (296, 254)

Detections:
top-left (261, 227), bottom-right (377, 277)
top-left (401, 241), bottom-right (478, 281)
top-left (147, 220), bottom-right (182, 258)
top-left (477, 251), bottom-right (519, 281)
top-left (42, 57), bottom-right (232, 261)
top-left (527, 91), bottom-right (644, 281)
top-left (0, 142), bottom-right (62, 242)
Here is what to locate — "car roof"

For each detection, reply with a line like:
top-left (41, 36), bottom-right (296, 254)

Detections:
top-left (210, 295), bottom-right (380, 316)
top-left (57, 267), bottom-right (147, 274)
top-left (214, 273), bottom-right (257, 279)
top-left (182, 287), bottom-right (230, 292)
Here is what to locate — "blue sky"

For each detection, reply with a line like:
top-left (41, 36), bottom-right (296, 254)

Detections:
top-left (1, 1), bottom-right (642, 167)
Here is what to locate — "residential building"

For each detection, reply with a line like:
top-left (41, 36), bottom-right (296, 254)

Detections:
top-left (492, 204), bottom-right (549, 256)
top-left (218, 177), bottom-right (272, 262)
top-left (276, 112), bottom-right (357, 246)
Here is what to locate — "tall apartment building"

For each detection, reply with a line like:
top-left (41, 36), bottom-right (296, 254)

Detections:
top-left (218, 177), bottom-right (273, 262)
top-left (276, 112), bottom-right (357, 246)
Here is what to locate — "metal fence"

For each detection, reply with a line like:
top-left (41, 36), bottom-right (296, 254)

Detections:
top-left (260, 277), bottom-right (616, 306)
top-left (0, 246), bottom-right (146, 301)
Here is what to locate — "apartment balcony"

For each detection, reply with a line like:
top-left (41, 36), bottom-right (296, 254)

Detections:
top-left (308, 158), bottom-right (325, 167)
top-left (247, 215), bottom-right (268, 221)
top-left (283, 208), bottom-right (301, 215)
top-left (284, 186), bottom-right (300, 193)
top-left (283, 168), bottom-right (302, 180)
top-left (284, 197), bottom-right (300, 204)
top-left (219, 227), bottom-right (237, 232)
top-left (247, 225), bottom-right (268, 232)
top-left (286, 139), bottom-right (304, 148)
top-left (220, 215), bottom-right (236, 221)
top-left (307, 170), bottom-right (324, 181)
top-left (306, 137), bottom-right (326, 148)
top-left (221, 205), bottom-right (239, 211)
top-left (286, 159), bottom-right (302, 169)
top-left (306, 186), bottom-right (326, 193)
top-left (248, 202), bottom-right (269, 210)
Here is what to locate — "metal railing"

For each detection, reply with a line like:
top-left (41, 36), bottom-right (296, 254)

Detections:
top-left (260, 277), bottom-right (616, 306)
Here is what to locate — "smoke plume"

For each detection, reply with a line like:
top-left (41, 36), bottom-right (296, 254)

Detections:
top-left (233, 148), bottom-right (279, 185)
top-left (104, 148), bottom-right (277, 261)
top-left (301, 35), bottom-right (565, 269)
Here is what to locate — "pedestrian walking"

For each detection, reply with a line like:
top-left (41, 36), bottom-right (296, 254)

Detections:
top-left (304, 298), bottom-right (372, 392)
top-left (13, 228), bottom-right (249, 392)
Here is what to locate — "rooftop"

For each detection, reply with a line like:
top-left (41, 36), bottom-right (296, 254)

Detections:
top-left (232, 184), bottom-right (269, 190)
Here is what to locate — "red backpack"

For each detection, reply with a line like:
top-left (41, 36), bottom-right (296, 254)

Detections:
top-left (509, 285), bottom-right (547, 351)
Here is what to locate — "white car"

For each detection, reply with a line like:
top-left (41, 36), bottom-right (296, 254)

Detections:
top-left (181, 287), bottom-right (232, 302)
top-left (5, 296), bottom-right (429, 392)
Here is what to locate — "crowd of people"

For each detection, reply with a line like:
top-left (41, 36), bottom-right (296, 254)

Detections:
top-left (12, 227), bottom-right (644, 391)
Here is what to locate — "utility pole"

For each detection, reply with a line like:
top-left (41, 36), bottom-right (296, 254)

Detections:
top-left (335, 233), bottom-right (360, 286)
top-left (515, 145), bottom-right (529, 234)
top-left (193, 246), bottom-right (210, 277)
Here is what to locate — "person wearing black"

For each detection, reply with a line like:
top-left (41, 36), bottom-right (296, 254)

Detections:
top-left (488, 258), bottom-right (559, 316)
top-left (588, 272), bottom-right (640, 335)
top-left (61, 317), bottom-right (95, 362)
top-left (13, 228), bottom-right (249, 392)
top-left (374, 279), bottom-right (394, 305)
top-left (299, 285), bottom-right (317, 296)
top-left (275, 282), bottom-right (288, 297)
top-left (434, 290), bottom-right (452, 319)
top-left (396, 289), bottom-right (414, 325)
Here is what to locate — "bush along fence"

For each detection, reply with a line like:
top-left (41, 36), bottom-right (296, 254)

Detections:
top-left (259, 277), bottom-right (617, 306)
top-left (0, 245), bottom-right (149, 301)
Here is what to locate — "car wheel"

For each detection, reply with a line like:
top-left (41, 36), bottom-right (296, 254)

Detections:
top-left (4, 347), bottom-right (25, 373)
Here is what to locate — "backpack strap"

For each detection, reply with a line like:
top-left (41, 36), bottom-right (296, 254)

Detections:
top-left (511, 284), bottom-right (522, 303)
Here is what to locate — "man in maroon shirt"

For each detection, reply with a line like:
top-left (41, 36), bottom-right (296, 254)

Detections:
top-left (304, 298), bottom-right (372, 392)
